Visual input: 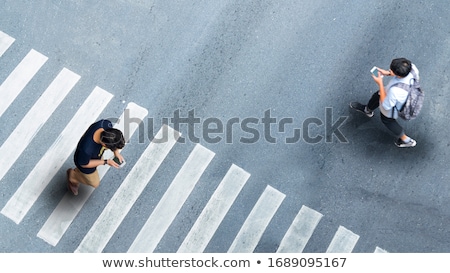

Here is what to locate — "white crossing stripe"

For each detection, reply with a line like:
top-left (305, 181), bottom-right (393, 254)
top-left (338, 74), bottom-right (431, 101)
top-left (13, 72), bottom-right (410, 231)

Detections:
top-left (128, 144), bottom-right (215, 253)
top-left (0, 68), bottom-right (80, 182)
top-left (0, 31), bottom-right (15, 57)
top-left (326, 226), bottom-right (360, 253)
top-left (0, 49), bottom-right (48, 118)
top-left (37, 102), bottom-right (148, 246)
top-left (0, 87), bottom-right (113, 224)
top-left (177, 164), bottom-right (250, 253)
top-left (75, 125), bottom-right (180, 253)
top-left (228, 185), bottom-right (285, 253)
top-left (374, 246), bottom-right (388, 253)
top-left (277, 205), bottom-right (323, 253)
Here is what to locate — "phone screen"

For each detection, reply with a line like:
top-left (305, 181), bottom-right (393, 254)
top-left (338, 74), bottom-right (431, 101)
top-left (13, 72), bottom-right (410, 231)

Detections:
top-left (370, 67), bottom-right (379, 76)
top-left (113, 156), bottom-right (122, 165)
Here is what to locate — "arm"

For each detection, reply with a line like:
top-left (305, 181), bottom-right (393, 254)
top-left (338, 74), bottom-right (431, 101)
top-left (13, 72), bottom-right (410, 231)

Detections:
top-left (372, 71), bottom-right (386, 103)
top-left (377, 67), bottom-right (392, 77)
top-left (81, 158), bottom-right (120, 169)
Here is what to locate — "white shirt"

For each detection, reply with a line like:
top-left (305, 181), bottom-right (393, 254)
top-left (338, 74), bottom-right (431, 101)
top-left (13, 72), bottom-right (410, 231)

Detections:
top-left (380, 64), bottom-right (419, 119)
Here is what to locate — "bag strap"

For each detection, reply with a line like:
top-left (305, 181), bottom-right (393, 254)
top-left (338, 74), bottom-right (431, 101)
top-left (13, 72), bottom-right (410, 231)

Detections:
top-left (392, 82), bottom-right (411, 113)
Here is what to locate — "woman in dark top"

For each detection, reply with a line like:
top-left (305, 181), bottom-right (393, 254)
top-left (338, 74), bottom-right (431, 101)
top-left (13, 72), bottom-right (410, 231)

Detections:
top-left (67, 119), bottom-right (125, 195)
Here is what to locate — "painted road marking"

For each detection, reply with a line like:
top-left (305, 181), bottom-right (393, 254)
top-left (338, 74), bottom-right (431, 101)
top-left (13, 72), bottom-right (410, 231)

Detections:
top-left (0, 49), bottom-right (48, 118)
top-left (326, 225), bottom-right (360, 253)
top-left (37, 102), bottom-right (148, 246)
top-left (177, 164), bottom-right (250, 253)
top-left (128, 144), bottom-right (215, 253)
top-left (74, 125), bottom-right (180, 253)
top-left (1, 87), bottom-right (113, 224)
top-left (277, 205), bottom-right (323, 253)
top-left (228, 185), bottom-right (285, 253)
top-left (374, 246), bottom-right (388, 253)
top-left (0, 30), bottom-right (15, 57)
top-left (0, 68), bottom-right (80, 182)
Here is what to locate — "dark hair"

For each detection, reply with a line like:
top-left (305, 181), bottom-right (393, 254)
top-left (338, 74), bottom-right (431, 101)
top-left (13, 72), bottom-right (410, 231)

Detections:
top-left (100, 128), bottom-right (125, 151)
top-left (390, 58), bottom-right (412, 77)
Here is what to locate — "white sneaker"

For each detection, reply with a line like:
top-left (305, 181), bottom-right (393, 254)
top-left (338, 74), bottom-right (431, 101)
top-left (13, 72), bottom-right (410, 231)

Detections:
top-left (395, 138), bottom-right (416, 148)
top-left (349, 102), bottom-right (373, 117)
top-left (364, 106), bottom-right (374, 118)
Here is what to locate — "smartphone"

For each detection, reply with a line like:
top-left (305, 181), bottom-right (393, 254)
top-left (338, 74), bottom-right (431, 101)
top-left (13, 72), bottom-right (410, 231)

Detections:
top-left (112, 156), bottom-right (126, 168)
top-left (370, 66), bottom-right (383, 77)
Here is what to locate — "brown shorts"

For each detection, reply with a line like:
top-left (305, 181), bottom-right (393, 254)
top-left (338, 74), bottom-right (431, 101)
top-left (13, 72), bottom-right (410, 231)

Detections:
top-left (72, 168), bottom-right (100, 188)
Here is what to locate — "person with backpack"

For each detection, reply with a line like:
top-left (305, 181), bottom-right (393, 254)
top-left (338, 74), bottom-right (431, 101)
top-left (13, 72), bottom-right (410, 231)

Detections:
top-left (350, 58), bottom-right (421, 148)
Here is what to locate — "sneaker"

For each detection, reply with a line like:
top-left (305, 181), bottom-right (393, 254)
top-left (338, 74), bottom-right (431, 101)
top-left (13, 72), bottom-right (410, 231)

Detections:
top-left (395, 138), bottom-right (417, 148)
top-left (363, 106), bottom-right (374, 118)
top-left (66, 169), bottom-right (79, 195)
top-left (350, 102), bottom-right (373, 117)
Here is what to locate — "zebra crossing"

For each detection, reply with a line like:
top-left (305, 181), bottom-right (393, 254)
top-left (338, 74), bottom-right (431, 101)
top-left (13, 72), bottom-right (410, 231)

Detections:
top-left (0, 30), bottom-right (388, 253)
top-left (127, 143), bottom-right (215, 253)
top-left (37, 102), bottom-right (149, 246)
top-left (177, 164), bottom-right (251, 253)
top-left (228, 185), bottom-right (285, 253)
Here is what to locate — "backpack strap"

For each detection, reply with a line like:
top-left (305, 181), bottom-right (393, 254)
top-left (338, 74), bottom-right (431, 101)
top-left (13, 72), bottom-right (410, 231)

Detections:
top-left (410, 69), bottom-right (419, 82)
top-left (409, 69), bottom-right (421, 88)
top-left (392, 82), bottom-right (411, 113)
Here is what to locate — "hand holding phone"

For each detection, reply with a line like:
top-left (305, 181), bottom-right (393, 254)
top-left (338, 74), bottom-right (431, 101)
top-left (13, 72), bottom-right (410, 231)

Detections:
top-left (112, 156), bottom-right (126, 168)
top-left (370, 66), bottom-right (383, 77)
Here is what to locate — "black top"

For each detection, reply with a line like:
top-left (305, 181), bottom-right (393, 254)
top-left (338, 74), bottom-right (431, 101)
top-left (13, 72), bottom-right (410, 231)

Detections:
top-left (74, 119), bottom-right (113, 174)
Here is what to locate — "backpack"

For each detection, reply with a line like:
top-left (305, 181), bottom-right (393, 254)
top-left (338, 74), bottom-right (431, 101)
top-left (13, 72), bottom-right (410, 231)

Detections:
top-left (393, 69), bottom-right (424, 120)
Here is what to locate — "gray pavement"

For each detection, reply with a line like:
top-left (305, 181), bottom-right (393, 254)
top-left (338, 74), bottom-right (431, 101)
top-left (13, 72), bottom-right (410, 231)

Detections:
top-left (0, 0), bottom-right (450, 253)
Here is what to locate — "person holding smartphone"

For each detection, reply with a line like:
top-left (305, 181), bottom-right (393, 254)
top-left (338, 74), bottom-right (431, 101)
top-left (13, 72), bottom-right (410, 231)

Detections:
top-left (350, 58), bottom-right (419, 148)
top-left (67, 119), bottom-right (125, 195)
